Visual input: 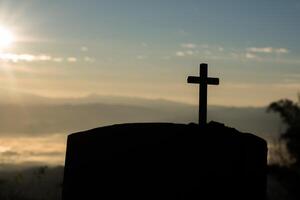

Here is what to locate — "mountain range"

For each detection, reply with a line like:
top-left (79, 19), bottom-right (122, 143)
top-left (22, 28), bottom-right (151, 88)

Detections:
top-left (0, 89), bottom-right (283, 140)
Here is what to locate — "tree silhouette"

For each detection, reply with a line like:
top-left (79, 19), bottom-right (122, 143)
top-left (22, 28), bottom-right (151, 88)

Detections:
top-left (267, 94), bottom-right (300, 165)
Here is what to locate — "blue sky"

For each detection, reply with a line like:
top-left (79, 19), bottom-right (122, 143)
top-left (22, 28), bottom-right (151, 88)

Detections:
top-left (0, 0), bottom-right (299, 106)
top-left (25, 0), bottom-right (300, 48)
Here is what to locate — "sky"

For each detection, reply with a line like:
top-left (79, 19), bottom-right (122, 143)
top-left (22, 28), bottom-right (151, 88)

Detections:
top-left (0, 0), bottom-right (299, 166)
top-left (0, 0), bottom-right (299, 106)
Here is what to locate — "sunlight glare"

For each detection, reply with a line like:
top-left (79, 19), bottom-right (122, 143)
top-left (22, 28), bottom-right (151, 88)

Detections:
top-left (0, 26), bottom-right (14, 49)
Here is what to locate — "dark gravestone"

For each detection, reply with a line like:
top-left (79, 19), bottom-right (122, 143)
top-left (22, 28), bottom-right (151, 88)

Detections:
top-left (62, 122), bottom-right (267, 200)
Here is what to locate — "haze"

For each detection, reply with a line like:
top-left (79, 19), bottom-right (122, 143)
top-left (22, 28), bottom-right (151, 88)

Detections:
top-left (0, 0), bottom-right (298, 167)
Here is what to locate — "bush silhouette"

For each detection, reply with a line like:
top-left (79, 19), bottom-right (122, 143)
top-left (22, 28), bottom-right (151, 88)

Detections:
top-left (267, 94), bottom-right (300, 165)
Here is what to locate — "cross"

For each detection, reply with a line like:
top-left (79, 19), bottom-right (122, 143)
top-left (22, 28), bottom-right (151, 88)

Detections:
top-left (187, 63), bottom-right (219, 126)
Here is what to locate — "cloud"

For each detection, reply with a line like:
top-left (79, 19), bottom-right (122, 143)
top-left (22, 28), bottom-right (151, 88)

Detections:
top-left (81, 46), bottom-right (88, 52)
top-left (26, 151), bottom-right (64, 157)
top-left (245, 53), bottom-right (258, 59)
top-left (275, 48), bottom-right (289, 54)
top-left (0, 53), bottom-right (81, 64)
top-left (247, 47), bottom-right (289, 54)
top-left (176, 51), bottom-right (185, 57)
top-left (84, 56), bottom-right (95, 63)
top-left (181, 43), bottom-right (197, 49)
top-left (136, 55), bottom-right (147, 60)
top-left (177, 44), bottom-right (225, 58)
top-left (67, 57), bottom-right (77, 62)
top-left (0, 53), bottom-right (35, 62)
top-left (0, 53), bottom-right (92, 64)
top-left (1, 150), bottom-right (20, 157)
top-left (0, 146), bottom-right (10, 153)
top-left (243, 47), bottom-right (294, 62)
top-left (173, 44), bottom-right (292, 62)
top-left (0, 53), bottom-right (55, 62)
top-left (38, 55), bottom-right (52, 61)
top-left (53, 57), bottom-right (63, 62)
top-left (247, 47), bottom-right (273, 53)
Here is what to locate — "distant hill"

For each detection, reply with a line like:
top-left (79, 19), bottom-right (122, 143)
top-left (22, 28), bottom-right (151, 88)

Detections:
top-left (0, 91), bottom-right (282, 139)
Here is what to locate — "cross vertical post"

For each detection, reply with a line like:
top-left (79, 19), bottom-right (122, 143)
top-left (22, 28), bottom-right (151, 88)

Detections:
top-left (187, 63), bottom-right (219, 126)
top-left (199, 63), bottom-right (208, 126)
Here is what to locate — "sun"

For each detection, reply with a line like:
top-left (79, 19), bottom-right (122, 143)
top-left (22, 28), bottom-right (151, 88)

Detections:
top-left (0, 26), bottom-right (15, 49)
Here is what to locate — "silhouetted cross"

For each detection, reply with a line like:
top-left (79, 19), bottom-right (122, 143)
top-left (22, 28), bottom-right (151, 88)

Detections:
top-left (187, 63), bottom-right (219, 126)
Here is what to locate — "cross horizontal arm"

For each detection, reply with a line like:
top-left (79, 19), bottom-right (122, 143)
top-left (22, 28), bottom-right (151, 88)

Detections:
top-left (187, 76), bottom-right (200, 83)
top-left (207, 77), bottom-right (219, 85)
top-left (187, 76), bottom-right (219, 85)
